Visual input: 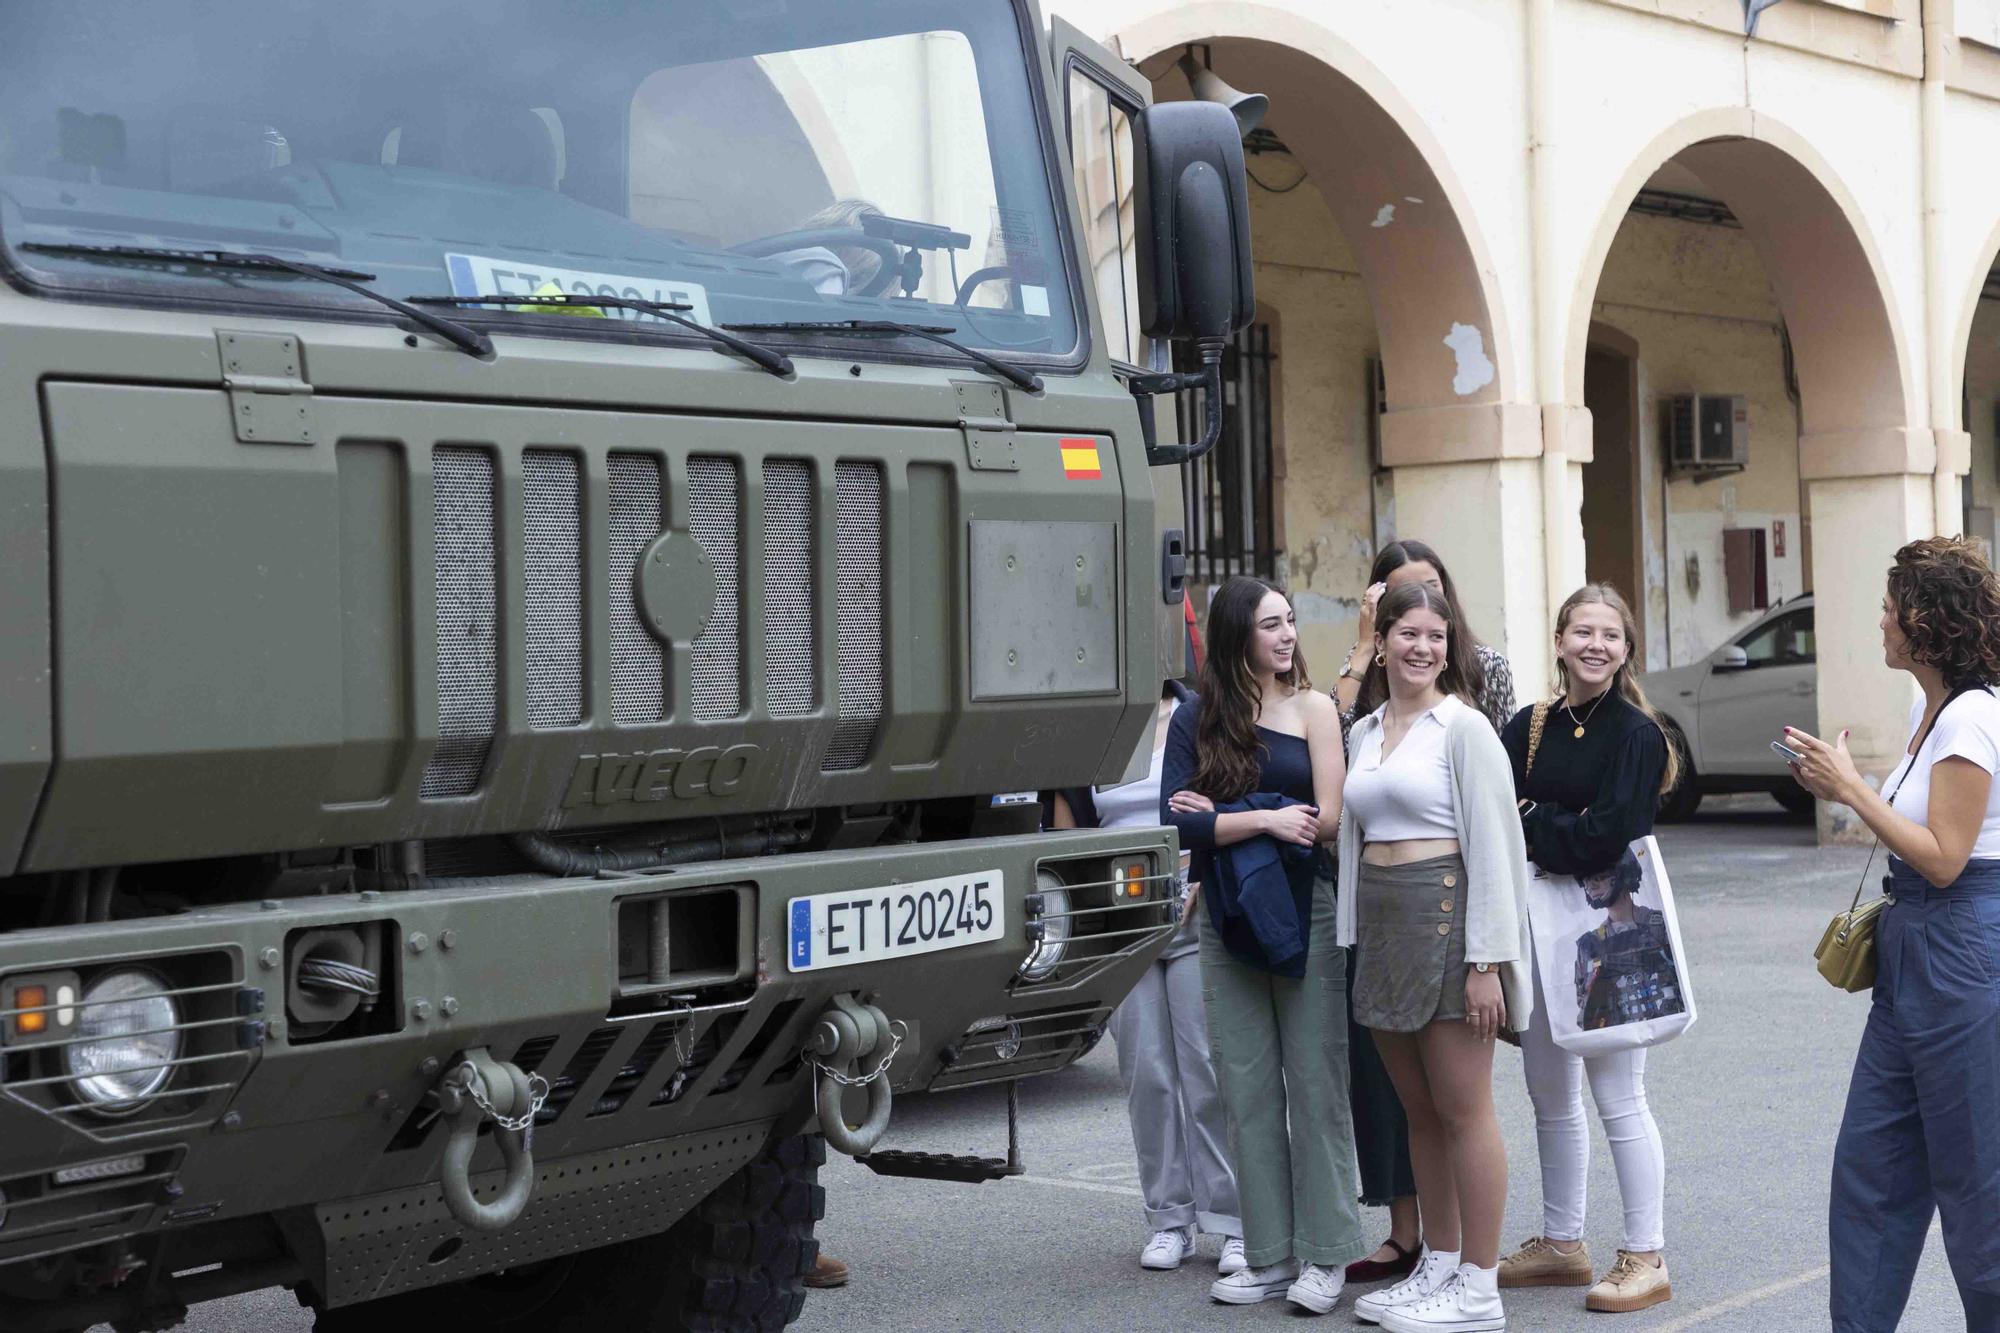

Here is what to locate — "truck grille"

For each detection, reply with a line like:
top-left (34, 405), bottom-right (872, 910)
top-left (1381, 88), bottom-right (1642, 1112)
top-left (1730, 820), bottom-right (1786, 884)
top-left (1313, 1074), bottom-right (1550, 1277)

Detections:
top-left (419, 446), bottom-right (885, 786)
top-left (423, 447), bottom-right (497, 798)
top-left (761, 461), bottom-right (814, 718)
top-left (687, 457), bottom-right (742, 720)
top-left (608, 453), bottom-right (666, 724)
top-left (523, 450), bottom-right (583, 730)
top-left (827, 462), bottom-right (884, 770)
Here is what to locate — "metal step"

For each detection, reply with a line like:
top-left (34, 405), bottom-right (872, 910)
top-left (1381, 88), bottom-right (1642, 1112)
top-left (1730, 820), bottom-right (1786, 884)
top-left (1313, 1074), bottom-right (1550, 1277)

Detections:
top-left (857, 1150), bottom-right (1013, 1184)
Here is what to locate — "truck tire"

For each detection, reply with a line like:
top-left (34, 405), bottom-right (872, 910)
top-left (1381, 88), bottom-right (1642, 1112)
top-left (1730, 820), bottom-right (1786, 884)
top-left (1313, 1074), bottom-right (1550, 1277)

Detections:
top-left (312, 1132), bottom-right (824, 1333)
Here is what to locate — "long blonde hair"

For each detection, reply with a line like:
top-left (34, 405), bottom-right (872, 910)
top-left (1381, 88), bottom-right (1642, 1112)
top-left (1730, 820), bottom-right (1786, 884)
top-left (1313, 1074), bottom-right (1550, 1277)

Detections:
top-left (1551, 583), bottom-right (1681, 798)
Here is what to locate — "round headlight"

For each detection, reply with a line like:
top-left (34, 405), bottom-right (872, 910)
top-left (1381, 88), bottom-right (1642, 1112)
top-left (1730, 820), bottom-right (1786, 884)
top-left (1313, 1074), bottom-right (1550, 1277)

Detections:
top-left (1019, 872), bottom-right (1072, 982)
top-left (65, 970), bottom-right (179, 1110)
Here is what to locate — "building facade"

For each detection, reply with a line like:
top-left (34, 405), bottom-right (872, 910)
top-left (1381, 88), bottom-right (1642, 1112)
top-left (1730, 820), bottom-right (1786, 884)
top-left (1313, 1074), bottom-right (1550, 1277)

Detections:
top-left (1049, 0), bottom-right (2000, 838)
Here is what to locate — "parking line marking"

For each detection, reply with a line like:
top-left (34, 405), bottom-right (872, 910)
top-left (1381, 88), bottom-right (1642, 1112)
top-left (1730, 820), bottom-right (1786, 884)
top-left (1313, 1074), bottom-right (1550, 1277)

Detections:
top-left (1014, 1173), bottom-right (1144, 1200)
top-left (1651, 1265), bottom-right (1828, 1331)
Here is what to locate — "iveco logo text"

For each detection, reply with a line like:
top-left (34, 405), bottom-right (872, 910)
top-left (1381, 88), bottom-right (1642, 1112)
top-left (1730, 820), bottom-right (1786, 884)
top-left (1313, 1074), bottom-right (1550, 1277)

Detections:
top-left (562, 745), bottom-right (760, 808)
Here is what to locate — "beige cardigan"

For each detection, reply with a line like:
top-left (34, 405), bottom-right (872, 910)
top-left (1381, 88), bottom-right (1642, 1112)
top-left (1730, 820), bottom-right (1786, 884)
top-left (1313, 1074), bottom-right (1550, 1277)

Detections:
top-left (1337, 694), bottom-right (1536, 1031)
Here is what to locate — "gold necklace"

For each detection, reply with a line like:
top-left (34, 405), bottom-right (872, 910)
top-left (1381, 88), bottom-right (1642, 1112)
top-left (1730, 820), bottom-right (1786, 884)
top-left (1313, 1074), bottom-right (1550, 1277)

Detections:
top-left (1563, 690), bottom-right (1608, 739)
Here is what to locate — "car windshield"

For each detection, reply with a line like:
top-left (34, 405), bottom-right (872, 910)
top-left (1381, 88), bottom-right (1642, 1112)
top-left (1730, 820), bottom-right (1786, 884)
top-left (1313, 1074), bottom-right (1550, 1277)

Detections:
top-left (0, 0), bottom-right (1076, 360)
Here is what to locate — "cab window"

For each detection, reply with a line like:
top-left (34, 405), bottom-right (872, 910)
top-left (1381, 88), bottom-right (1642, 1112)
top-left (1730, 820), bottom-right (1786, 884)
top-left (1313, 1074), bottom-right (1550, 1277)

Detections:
top-left (1065, 67), bottom-right (1145, 366)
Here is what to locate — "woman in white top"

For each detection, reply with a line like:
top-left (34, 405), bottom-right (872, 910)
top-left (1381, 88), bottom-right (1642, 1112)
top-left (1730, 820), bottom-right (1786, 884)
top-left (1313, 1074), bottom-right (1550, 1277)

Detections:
top-left (1336, 584), bottom-right (1533, 1333)
top-left (1050, 681), bottom-right (1245, 1279)
top-left (1785, 536), bottom-right (2000, 1333)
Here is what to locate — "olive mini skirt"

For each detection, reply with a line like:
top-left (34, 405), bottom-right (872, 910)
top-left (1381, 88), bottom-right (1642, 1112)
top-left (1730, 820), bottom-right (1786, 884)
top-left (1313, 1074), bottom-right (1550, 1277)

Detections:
top-left (1351, 853), bottom-right (1469, 1032)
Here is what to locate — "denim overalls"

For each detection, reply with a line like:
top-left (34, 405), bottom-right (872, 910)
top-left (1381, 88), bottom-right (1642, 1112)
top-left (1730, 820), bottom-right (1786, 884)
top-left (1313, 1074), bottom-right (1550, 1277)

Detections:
top-left (1829, 857), bottom-right (2000, 1332)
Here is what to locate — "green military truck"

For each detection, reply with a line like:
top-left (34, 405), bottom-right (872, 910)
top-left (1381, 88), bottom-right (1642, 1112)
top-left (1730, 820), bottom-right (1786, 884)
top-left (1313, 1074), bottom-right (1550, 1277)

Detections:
top-left (0, 2), bottom-right (1254, 1329)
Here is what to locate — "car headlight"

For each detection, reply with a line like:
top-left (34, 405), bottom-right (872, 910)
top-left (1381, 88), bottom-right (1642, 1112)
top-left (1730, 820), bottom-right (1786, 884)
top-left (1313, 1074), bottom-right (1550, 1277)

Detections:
top-left (65, 970), bottom-right (179, 1111)
top-left (1019, 871), bottom-right (1072, 982)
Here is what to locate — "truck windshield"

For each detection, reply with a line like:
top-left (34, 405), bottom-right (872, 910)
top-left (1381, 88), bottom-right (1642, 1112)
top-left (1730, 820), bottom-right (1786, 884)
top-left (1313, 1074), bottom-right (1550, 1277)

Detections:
top-left (0, 0), bottom-right (1078, 361)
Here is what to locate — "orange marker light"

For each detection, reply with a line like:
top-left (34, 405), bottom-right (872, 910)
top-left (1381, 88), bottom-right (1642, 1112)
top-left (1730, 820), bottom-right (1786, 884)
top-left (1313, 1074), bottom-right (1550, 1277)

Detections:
top-left (1122, 861), bottom-right (1149, 897)
top-left (14, 984), bottom-right (47, 1036)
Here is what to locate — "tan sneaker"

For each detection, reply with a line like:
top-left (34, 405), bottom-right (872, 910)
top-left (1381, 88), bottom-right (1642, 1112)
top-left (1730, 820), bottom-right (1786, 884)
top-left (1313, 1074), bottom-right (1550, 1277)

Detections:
top-left (1496, 1235), bottom-right (1593, 1288)
top-left (1586, 1251), bottom-right (1672, 1313)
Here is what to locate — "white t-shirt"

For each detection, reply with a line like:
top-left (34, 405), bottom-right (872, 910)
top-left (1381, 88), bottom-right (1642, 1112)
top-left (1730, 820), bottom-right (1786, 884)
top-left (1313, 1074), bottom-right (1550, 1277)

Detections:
top-left (1884, 688), bottom-right (2000, 858)
top-left (1093, 700), bottom-right (1179, 831)
top-left (1343, 697), bottom-right (1460, 842)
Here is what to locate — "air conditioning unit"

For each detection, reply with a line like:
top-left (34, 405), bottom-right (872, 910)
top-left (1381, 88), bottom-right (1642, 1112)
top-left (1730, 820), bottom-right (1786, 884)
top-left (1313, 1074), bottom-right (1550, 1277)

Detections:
top-left (1663, 393), bottom-right (1748, 475)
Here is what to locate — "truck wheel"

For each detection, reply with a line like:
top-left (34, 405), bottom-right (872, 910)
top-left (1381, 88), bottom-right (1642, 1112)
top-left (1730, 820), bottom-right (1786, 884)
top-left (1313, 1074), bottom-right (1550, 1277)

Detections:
top-left (312, 1132), bottom-right (825, 1333)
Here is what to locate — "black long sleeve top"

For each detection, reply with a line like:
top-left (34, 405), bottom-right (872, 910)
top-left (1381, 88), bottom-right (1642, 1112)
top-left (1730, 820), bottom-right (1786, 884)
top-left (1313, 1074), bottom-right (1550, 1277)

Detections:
top-left (1499, 691), bottom-right (1667, 877)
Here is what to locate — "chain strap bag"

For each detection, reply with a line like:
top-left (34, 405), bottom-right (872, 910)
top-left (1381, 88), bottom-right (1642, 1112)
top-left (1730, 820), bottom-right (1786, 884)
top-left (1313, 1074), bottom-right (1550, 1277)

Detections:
top-left (1813, 680), bottom-right (1989, 992)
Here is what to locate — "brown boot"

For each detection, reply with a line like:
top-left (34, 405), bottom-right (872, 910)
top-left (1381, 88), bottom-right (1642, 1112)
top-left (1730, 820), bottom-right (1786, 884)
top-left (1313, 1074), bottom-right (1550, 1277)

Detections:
top-left (805, 1252), bottom-right (849, 1289)
top-left (1586, 1251), bottom-right (1673, 1313)
top-left (1497, 1235), bottom-right (1593, 1288)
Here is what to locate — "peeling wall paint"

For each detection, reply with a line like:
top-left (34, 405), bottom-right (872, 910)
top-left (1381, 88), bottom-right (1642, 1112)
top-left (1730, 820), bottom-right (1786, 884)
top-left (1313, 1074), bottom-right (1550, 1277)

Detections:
top-left (1371, 203), bottom-right (1396, 228)
top-left (1443, 322), bottom-right (1496, 395)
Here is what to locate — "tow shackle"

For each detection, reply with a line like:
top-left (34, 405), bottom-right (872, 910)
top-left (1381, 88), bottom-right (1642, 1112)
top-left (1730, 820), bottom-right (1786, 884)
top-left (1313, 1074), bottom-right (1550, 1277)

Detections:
top-left (433, 1046), bottom-right (544, 1233)
top-left (807, 994), bottom-right (900, 1158)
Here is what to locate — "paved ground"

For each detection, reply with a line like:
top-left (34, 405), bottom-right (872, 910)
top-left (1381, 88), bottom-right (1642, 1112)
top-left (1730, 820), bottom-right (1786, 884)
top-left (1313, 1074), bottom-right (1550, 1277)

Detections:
top-left (160, 797), bottom-right (1964, 1332)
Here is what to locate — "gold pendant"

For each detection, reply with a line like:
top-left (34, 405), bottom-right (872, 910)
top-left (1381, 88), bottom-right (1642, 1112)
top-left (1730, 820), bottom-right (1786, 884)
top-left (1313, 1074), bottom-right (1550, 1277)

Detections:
top-left (1573, 726), bottom-right (1586, 739)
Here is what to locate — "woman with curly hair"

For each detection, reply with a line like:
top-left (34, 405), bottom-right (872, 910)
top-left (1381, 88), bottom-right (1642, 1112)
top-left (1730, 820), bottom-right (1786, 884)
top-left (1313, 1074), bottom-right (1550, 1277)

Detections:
top-left (1786, 536), bottom-right (2000, 1333)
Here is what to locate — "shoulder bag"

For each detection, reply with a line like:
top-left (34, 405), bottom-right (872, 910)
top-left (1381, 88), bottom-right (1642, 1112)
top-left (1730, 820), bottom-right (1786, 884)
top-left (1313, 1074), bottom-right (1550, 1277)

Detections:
top-left (1814, 680), bottom-right (1989, 992)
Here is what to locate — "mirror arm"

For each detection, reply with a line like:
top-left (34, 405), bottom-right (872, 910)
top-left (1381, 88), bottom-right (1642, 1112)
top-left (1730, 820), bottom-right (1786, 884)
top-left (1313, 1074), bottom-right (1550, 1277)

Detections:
top-left (1130, 336), bottom-right (1227, 466)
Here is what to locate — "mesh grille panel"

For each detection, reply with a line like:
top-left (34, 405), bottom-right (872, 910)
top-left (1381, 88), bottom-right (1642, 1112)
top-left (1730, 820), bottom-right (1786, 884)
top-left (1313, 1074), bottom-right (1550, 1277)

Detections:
top-left (825, 462), bottom-right (883, 770)
top-left (687, 457), bottom-right (742, 720)
top-left (608, 454), bottom-right (666, 724)
top-left (523, 451), bottom-right (582, 729)
top-left (422, 447), bottom-right (497, 798)
top-left (762, 461), bottom-right (815, 718)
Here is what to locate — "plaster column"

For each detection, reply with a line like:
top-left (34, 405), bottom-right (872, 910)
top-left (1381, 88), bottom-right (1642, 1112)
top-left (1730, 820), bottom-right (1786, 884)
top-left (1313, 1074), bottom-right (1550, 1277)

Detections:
top-left (1380, 402), bottom-right (1558, 696)
top-left (1801, 430), bottom-right (1937, 842)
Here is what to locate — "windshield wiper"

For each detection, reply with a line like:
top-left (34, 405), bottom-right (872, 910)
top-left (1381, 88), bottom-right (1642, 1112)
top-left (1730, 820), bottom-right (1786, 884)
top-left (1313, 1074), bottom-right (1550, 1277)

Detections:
top-left (723, 319), bottom-right (1042, 394)
top-left (408, 293), bottom-right (792, 379)
top-left (19, 242), bottom-right (492, 358)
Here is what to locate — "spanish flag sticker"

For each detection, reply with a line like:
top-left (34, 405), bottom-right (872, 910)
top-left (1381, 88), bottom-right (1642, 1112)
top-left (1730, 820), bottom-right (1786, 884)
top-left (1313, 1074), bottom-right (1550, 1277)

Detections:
top-left (1060, 437), bottom-right (1102, 479)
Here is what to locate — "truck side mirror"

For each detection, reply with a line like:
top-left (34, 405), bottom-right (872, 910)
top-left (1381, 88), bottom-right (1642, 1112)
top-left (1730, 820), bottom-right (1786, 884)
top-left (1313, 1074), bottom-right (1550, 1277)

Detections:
top-left (1135, 101), bottom-right (1253, 343)
top-left (1126, 100), bottom-right (1254, 466)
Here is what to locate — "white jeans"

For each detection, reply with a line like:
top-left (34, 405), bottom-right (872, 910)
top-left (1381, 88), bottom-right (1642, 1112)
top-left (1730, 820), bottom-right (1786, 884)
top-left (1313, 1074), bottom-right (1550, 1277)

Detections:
top-left (1518, 963), bottom-right (1667, 1252)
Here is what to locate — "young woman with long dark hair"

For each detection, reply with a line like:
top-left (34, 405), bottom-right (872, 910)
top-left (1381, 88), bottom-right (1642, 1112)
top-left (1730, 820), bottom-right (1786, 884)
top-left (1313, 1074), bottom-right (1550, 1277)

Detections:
top-left (1334, 540), bottom-right (1516, 1288)
top-left (1161, 577), bottom-right (1366, 1314)
top-left (1337, 584), bottom-right (1532, 1332)
top-left (1786, 537), bottom-right (2000, 1333)
top-left (1497, 584), bottom-right (1678, 1316)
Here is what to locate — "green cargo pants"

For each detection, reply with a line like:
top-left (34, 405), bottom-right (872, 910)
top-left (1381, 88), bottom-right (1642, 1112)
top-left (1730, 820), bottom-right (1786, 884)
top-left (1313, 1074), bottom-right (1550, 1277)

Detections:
top-left (1198, 872), bottom-right (1366, 1269)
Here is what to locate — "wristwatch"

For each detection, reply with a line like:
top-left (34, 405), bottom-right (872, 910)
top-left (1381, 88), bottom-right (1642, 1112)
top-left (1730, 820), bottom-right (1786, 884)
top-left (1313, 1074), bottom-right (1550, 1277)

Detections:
top-left (1337, 663), bottom-right (1363, 682)
top-left (1472, 962), bottom-right (1494, 974)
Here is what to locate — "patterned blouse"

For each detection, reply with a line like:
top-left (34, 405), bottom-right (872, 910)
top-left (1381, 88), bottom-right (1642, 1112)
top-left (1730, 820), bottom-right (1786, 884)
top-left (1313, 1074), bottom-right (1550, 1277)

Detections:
top-left (1340, 641), bottom-right (1517, 746)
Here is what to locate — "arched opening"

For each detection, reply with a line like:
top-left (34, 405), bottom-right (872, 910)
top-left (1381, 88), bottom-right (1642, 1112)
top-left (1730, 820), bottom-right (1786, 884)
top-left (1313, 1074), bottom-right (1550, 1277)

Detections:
top-left (1950, 229), bottom-right (2000, 561)
top-left (1567, 115), bottom-right (1918, 831)
top-left (1109, 11), bottom-right (1525, 674)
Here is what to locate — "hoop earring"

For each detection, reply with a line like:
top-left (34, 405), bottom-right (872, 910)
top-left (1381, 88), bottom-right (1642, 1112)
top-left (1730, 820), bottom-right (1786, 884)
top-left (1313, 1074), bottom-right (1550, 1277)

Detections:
top-left (1374, 652), bottom-right (1387, 667)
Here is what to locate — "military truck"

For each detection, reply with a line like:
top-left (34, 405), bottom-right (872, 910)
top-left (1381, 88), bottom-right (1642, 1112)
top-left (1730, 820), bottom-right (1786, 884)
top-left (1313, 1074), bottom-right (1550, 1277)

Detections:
top-left (0, 2), bottom-right (1253, 1329)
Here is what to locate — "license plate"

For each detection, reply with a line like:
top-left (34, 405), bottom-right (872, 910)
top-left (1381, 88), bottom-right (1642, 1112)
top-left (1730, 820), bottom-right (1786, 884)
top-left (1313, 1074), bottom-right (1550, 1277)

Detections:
top-left (786, 871), bottom-right (1005, 973)
top-left (443, 252), bottom-right (714, 326)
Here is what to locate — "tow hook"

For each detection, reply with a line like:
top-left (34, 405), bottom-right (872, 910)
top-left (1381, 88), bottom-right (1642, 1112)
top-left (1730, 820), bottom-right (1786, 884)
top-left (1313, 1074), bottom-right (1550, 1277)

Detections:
top-left (806, 994), bottom-right (903, 1158)
top-left (432, 1046), bottom-right (548, 1232)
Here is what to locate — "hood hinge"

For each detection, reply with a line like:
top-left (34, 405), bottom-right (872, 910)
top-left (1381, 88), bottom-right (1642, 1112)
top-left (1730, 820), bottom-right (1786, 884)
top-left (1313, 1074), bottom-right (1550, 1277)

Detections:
top-left (955, 380), bottom-right (1018, 472)
top-left (219, 331), bottom-right (316, 445)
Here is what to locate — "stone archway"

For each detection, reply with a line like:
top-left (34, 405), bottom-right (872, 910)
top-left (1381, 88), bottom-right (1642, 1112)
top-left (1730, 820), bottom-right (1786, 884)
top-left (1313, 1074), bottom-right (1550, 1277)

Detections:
top-left (1565, 110), bottom-right (1924, 837)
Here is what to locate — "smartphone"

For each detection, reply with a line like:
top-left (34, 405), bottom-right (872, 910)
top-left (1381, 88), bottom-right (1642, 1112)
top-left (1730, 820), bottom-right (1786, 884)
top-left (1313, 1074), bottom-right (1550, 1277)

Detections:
top-left (1772, 739), bottom-right (1804, 763)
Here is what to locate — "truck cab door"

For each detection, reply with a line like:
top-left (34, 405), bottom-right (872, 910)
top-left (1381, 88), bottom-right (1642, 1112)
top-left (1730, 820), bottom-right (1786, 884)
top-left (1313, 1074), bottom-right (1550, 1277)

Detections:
top-left (1049, 19), bottom-right (1187, 710)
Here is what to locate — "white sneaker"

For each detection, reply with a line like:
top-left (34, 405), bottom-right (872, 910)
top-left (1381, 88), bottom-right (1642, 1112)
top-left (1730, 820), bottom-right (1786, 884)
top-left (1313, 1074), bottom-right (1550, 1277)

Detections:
top-left (1210, 1258), bottom-right (1300, 1304)
top-left (1140, 1225), bottom-right (1195, 1271)
top-left (1217, 1237), bottom-right (1248, 1276)
top-left (1378, 1264), bottom-right (1506, 1332)
top-left (1285, 1262), bottom-right (1346, 1314)
top-left (1354, 1248), bottom-right (1461, 1325)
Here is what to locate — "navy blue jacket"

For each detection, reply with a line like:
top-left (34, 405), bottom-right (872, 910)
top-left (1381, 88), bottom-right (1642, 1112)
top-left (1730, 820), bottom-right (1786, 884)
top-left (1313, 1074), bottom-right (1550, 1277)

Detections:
top-left (1205, 793), bottom-right (1320, 977)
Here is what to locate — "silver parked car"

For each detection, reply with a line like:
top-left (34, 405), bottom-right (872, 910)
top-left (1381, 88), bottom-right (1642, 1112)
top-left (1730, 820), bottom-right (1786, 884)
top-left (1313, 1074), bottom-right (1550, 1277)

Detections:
top-left (1639, 594), bottom-right (1817, 820)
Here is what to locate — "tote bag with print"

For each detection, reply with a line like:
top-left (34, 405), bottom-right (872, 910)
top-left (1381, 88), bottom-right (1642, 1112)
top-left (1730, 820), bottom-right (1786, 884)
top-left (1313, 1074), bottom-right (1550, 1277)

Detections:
top-left (1524, 835), bottom-right (1697, 1057)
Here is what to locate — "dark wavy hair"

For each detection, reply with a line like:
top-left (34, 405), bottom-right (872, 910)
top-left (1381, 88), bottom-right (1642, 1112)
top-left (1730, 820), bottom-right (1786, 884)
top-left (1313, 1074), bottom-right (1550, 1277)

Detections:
top-left (1360, 583), bottom-right (1478, 708)
top-left (1191, 577), bottom-right (1309, 801)
top-left (1353, 539), bottom-right (1488, 716)
top-left (1886, 536), bottom-right (2000, 685)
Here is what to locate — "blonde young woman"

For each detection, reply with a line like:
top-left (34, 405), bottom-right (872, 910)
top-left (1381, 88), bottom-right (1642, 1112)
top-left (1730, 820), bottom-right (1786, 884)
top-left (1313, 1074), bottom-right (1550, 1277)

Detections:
top-left (1496, 585), bottom-right (1676, 1316)
top-left (1338, 584), bottom-right (1532, 1333)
